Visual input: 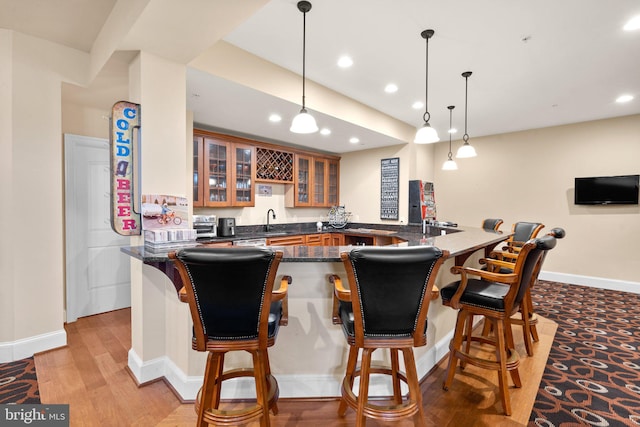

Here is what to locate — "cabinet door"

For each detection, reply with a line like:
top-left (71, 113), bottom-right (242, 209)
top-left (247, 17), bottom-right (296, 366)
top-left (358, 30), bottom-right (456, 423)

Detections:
top-left (327, 159), bottom-right (339, 207)
top-left (305, 234), bottom-right (323, 246)
top-left (295, 154), bottom-right (312, 207)
top-left (232, 144), bottom-right (255, 207)
top-left (193, 136), bottom-right (204, 207)
top-left (203, 138), bottom-right (230, 207)
top-left (313, 158), bottom-right (326, 206)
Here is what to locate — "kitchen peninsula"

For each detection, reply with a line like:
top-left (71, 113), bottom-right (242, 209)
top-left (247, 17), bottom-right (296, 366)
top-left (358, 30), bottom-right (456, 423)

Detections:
top-left (122, 224), bottom-right (509, 401)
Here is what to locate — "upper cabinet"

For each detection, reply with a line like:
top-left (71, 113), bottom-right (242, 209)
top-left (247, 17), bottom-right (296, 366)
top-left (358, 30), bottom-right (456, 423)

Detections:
top-left (194, 129), bottom-right (339, 209)
top-left (193, 132), bottom-right (255, 207)
top-left (286, 154), bottom-right (340, 208)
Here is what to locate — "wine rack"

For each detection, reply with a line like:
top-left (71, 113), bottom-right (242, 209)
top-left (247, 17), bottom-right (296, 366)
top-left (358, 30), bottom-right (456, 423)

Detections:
top-left (256, 147), bottom-right (294, 182)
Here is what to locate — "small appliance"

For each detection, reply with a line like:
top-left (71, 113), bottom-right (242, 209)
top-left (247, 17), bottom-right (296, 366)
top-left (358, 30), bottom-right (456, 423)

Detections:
top-left (193, 215), bottom-right (217, 239)
top-left (218, 217), bottom-right (236, 237)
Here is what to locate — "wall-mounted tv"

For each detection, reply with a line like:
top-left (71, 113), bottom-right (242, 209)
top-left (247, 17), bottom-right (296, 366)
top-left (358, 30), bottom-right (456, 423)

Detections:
top-left (574, 175), bottom-right (639, 205)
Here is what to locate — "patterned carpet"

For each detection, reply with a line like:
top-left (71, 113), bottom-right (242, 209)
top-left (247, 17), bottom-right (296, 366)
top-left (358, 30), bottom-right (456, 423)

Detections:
top-left (529, 280), bottom-right (640, 427)
top-left (0, 356), bottom-right (40, 404)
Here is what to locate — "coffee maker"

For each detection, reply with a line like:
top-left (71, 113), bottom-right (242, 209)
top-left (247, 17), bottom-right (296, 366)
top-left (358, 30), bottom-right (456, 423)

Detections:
top-left (218, 217), bottom-right (236, 237)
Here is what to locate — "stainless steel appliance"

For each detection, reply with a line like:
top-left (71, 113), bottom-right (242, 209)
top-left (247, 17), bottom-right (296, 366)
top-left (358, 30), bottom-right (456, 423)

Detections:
top-left (218, 217), bottom-right (236, 237)
top-left (193, 215), bottom-right (217, 239)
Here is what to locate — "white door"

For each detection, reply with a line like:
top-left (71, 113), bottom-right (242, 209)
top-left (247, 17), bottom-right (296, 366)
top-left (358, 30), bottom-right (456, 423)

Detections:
top-left (65, 134), bottom-right (131, 323)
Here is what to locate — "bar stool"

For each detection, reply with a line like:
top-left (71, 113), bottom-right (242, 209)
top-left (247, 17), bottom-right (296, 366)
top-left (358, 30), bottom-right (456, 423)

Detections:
top-left (440, 235), bottom-right (557, 415)
top-left (170, 247), bottom-right (290, 427)
top-left (329, 246), bottom-right (448, 427)
top-left (482, 227), bottom-right (565, 356)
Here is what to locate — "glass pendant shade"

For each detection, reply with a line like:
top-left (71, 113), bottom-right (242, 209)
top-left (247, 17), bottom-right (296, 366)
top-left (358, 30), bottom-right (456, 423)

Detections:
top-left (442, 158), bottom-right (458, 170)
top-left (290, 108), bottom-right (319, 134)
top-left (456, 142), bottom-right (477, 158)
top-left (414, 123), bottom-right (440, 144)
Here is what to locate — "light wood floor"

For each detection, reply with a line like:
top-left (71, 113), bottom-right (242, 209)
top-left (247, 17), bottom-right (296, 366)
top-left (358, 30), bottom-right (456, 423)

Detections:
top-left (35, 308), bottom-right (556, 426)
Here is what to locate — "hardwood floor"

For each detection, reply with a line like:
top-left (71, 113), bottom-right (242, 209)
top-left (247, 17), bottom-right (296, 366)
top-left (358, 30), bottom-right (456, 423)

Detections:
top-left (35, 308), bottom-right (556, 426)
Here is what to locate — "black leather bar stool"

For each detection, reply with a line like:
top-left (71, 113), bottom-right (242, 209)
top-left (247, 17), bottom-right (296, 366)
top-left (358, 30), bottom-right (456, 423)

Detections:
top-left (482, 227), bottom-right (566, 356)
top-left (170, 247), bottom-right (290, 427)
top-left (440, 234), bottom-right (557, 415)
top-left (329, 246), bottom-right (448, 427)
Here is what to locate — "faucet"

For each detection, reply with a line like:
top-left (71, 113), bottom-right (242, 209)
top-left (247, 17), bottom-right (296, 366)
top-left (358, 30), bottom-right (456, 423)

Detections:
top-left (265, 209), bottom-right (276, 232)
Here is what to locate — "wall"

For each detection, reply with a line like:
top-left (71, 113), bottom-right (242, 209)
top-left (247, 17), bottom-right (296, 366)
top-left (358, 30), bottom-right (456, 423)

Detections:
top-left (340, 142), bottom-right (436, 224)
top-left (432, 114), bottom-right (639, 284)
top-left (0, 31), bottom-right (90, 360)
top-left (339, 115), bottom-right (639, 286)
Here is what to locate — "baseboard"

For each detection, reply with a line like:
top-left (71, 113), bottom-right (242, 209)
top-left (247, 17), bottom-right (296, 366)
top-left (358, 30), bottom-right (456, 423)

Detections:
top-left (539, 271), bottom-right (640, 294)
top-left (129, 333), bottom-right (457, 401)
top-left (0, 329), bottom-right (67, 363)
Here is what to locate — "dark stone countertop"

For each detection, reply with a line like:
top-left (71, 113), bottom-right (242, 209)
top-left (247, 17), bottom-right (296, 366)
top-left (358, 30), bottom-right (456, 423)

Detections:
top-left (121, 224), bottom-right (508, 263)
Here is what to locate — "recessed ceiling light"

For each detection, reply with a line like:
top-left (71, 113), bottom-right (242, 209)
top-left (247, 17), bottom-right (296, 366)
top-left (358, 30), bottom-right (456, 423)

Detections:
top-left (320, 128), bottom-right (331, 135)
top-left (349, 137), bottom-right (360, 144)
top-left (616, 94), bottom-right (634, 103)
top-left (268, 114), bottom-right (282, 122)
top-left (448, 128), bottom-right (458, 134)
top-left (384, 83), bottom-right (398, 94)
top-left (412, 101), bottom-right (424, 110)
top-left (623, 15), bottom-right (640, 31)
top-left (337, 55), bottom-right (353, 68)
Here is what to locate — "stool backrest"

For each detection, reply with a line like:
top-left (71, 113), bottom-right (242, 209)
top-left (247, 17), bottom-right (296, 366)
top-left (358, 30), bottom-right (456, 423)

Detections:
top-left (482, 218), bottom-right (503, 231)
top-left (509, 235), bottom-right (557, 311)
top-left (342, 246), bottom-right (447, 346)
top-left (171, 247), bottom-right (282, 350)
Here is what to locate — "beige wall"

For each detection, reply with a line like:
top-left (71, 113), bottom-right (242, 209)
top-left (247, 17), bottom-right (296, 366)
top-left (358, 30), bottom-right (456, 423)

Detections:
top-left (341, 115), bottom-right (639, 284)
top-left (432, 115), bottom-right (640, 283)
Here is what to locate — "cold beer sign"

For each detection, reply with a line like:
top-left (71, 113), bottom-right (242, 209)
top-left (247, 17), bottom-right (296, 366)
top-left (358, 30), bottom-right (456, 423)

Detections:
top-left (110, 101), bottom-right (141, 236)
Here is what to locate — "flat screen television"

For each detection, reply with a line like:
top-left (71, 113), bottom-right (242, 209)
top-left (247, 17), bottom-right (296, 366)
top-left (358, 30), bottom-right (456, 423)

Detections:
top-left (574, 175), bottom-right (639, 205)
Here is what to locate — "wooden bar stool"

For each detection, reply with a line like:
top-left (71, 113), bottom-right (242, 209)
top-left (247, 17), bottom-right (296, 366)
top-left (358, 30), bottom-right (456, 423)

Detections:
top-left (440, 235), bottom-right (557, 415)
top-left (170, 247), bottom-right (290, 427)
top-left (329, 246), bottom-right (448, 427)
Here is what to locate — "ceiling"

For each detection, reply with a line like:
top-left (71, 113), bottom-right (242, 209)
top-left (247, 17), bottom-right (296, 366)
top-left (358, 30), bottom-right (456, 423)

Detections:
top-left (3, 0), bottom-right (639, 154)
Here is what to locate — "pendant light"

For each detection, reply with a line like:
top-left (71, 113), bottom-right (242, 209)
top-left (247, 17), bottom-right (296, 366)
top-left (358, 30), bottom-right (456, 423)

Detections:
top-left (456, 71), bottom-right (477, 158)
top-left (414, 29), bottom-right (439, 144)
top-left (290, 1), bottom-right (318, 134)
top-left (442, 106), bottom-right (458, 170)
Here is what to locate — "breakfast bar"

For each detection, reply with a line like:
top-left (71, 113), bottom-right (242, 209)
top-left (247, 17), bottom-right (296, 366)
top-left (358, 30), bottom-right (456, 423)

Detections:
top-left (122, 225), bottom-right (509, 401)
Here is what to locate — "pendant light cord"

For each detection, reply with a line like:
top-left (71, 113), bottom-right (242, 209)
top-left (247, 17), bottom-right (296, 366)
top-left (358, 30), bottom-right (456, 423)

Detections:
top-left (423, 33), bottom-right (430, 123)
top-left (301, 8), bottom-right (307, 110)
top-left (463, 72), bottom-right (471, 143)
top-left (448, 106), bottom-right (454, 159)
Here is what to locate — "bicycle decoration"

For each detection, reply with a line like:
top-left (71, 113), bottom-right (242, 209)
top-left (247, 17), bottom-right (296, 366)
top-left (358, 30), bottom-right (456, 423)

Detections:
top-left (328, 206), bottom-right (351, 228)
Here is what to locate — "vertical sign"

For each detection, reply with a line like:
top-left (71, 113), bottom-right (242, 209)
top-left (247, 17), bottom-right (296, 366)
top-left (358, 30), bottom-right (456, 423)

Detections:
top-left (110, 101), bottom-right (141, 235)
top-left (380, 157), bottom-right (399, 220)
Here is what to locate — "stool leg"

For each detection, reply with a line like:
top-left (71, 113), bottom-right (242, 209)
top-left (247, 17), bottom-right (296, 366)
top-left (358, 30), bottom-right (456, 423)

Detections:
top-left (443, 310), bottom-right (467, 391)
top-left (494, 320), bottom-right (512, 416)
top-left (339, 346), bottom-right (359, 417)
top-left (390, 348), bottom-right (402, 404)
top-left (211, 352), bottom-right (224, 410)
top-left (461, 313), bottom-right (475, 369)
top-left (198, 352), bottom-right (220, 427)
top-left (402, 348), bottom-right (426, 427)
top-left (263, 350), bottom-right (278, 415)
top-left (253, 350), bottom-right (271, 427)
top-left (356, 348), bottom-right (373, 427)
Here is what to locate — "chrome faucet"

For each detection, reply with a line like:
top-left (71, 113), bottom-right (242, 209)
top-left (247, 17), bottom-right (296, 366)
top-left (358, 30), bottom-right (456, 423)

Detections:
top-left (265, 209), bottom-right (276, 232)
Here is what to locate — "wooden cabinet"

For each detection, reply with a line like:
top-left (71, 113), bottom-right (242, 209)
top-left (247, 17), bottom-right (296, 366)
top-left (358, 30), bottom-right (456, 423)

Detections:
top-left (266, 235), bottom-right (306, 246)
top-left (193, 132), bottom-right (255, 207)
top-left (286, 154), bottom-right (340, 207)
top-left (305, 234), bottom-right (323, 246)
top-left (322, 233), bottom-right (344, 246)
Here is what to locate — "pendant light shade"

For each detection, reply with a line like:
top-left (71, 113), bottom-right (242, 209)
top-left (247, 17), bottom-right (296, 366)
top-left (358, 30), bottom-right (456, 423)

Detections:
top-left (442, 105), bottom-right (458, 170)
top-left (290, 1), bottom-right (318, 134)
top-left (456, 71), bottom-right (477, 158)
top-left (414, 29), bottom-right (439, 144)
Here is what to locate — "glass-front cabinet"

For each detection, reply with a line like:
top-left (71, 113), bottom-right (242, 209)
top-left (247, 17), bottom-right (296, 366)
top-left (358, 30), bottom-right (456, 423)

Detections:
top-left (286, 154), bottom-right (339, 207)
top-left (233, 144), bottom-right (255, 207)
top-left (193, 133), bottom-right (255, 207)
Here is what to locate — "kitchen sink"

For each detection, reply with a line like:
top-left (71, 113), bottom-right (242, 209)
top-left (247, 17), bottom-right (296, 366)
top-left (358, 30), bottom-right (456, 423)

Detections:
top-left (262, 231), bottom-right (289, 236)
